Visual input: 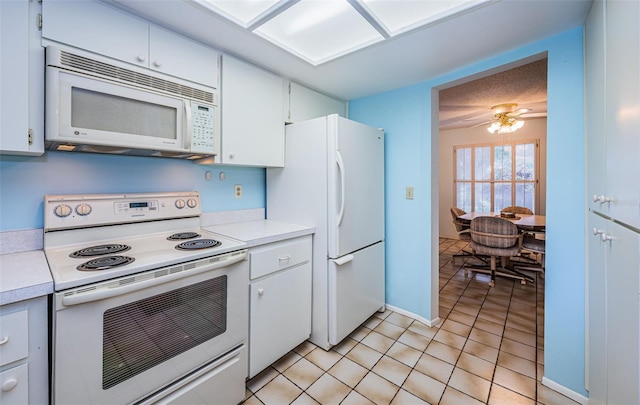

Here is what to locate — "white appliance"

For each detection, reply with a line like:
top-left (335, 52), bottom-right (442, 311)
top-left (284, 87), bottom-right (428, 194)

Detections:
top-left (44, 192), bottom-right (248, 405)
top-left (267, 114), bottom-right (385, 349)
top-left (45, 46), bottom-right (219, 159)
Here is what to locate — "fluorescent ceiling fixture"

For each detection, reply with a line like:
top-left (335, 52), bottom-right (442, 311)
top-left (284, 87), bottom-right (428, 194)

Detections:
top-left (360, 0), bottom-right (486, 35)
top-left (195, 0), bottom-right (488, 65)
top-left (200, 0), bottom-right (280, 25)
top-left (255, 0), bottom-right (384, 64)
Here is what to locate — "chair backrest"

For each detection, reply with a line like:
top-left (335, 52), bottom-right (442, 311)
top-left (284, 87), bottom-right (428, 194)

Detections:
top-left (450, 207), bottom-right (468, 232)
top-left (501, 206), bottom-right (533, 215)
top-left (470, 217), bottom-right (520, 248)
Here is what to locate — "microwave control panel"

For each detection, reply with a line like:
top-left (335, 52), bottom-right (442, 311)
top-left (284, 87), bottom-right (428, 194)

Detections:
top-left (190, 102), bottom-right (217, 154)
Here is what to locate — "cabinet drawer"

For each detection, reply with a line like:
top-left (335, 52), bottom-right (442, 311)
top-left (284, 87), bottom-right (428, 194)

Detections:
top-left (250, 236), bottom-right (311, 280)
top-left (0, 363), bottom-right (28, 405)
top-left (0, 310), bottom-right (28, 367)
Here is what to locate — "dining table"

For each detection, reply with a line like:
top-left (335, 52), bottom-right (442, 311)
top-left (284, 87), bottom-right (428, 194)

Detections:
top-left (458, 211), bottom-right (546, 232)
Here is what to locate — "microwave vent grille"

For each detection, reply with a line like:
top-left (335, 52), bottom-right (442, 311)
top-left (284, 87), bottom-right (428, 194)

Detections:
top-left (59, 50), bottom-right (214, 104)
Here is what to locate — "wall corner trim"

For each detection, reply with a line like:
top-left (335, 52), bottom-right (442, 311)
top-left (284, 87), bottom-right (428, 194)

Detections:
top-left (541, 377), bottom-right (589, 404)
top-left (385, 304), bottom-right (441, 327)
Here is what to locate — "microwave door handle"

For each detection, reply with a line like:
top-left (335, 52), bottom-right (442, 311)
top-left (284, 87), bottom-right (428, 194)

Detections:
top-left (184, 101), bottom-right (192, 150)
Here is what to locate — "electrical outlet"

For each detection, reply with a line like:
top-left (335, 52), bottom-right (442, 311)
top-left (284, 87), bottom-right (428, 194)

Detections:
top-left (234, 184), bottom-right (242, 198)
top-left (406, 186), bottom-right (414, 200)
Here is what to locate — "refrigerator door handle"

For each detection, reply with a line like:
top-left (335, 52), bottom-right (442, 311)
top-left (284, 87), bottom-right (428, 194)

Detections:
top-left (336, 150), bottom-right (346, 226)
top-left (332, 254), bottom-right (354, 266)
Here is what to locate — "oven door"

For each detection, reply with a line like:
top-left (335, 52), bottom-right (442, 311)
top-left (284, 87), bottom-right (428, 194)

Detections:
top-left (51, 250), bottom-right (248, 405)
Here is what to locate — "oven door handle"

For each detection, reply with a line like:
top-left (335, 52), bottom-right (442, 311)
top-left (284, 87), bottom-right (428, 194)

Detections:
top-left (60, 250), bottom-right (248, 307)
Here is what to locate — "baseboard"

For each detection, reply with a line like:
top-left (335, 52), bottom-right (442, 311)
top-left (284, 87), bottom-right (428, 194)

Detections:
top-left (385, 304), bottom-right (442, 327)
top-left (541, 377), bottom-right (589, 405)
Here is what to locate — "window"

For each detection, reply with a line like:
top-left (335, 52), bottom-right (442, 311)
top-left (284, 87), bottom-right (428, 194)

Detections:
top-left (454, 140), bottom-right (539, 213)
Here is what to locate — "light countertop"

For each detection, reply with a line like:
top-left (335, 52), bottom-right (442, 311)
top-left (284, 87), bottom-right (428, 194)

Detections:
top-left (0, 250), bottom-right (53, 306)
top-left (204, 219), bottom-right (314, 247)
top-left (0, 218), bottom-right (312, 306)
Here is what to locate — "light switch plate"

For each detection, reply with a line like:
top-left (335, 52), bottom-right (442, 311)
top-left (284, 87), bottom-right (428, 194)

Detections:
top-left (406, 186), bottom-right (414, 200)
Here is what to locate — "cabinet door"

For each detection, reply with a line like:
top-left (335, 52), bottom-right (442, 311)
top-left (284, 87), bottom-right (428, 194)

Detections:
top-left (586, 213), bottom-right (607, 404)
top-left (149, 26), bottom-right (219, 88)
top-left (0, 0), bottom-right (44, 156)
top-left (42, 0), bottom-right (149, 67)
top-left (249, 263), bottom-right (311, 378)
top-left (286, 82), bottom-right (346, 123)
top-left (220, 55), bottom-right (284, 167)
top-left (584, 0), bottom-right (607, 216)
top-left (0, 363), bottom-right (29, 405)
top-left (603, 221), bottom-right (640, 405)
top-left (604, 0), bottom-right (640, 228)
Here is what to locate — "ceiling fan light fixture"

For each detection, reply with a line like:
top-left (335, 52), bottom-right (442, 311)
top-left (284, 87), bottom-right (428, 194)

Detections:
top-left (486, 102), bottom-right (528, 134)
top-left (487, 118), bottom-right (524, 134)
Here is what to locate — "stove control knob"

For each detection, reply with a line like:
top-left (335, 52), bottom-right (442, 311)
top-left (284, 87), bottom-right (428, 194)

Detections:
top-left (54, 204), bottom-right (72, 218)
top-left (75, 203), bottom-right (92, 216)
top-left (175, 199), bottom-right (186, 209)
top-left (187, 198), bottom-right (198, 208)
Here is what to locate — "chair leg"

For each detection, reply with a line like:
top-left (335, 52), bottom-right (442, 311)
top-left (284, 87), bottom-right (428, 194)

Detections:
top-left (489, 256), bottom-right (496, 287)
top-left (465, 255), bottom-right (532, 286)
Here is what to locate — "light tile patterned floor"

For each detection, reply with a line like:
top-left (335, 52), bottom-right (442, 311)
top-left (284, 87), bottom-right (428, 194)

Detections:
top-left (242, 238), bottom-right (579, 405)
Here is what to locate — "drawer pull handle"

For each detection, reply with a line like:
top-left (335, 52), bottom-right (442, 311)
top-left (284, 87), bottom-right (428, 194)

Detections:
top-left (1, 378), bottom-right (18, 392)
top-left (0, 336), bottom-right (8, 345)
top-left (258, 288), bottom-right (265, 296)
top-left (278, 255), bottom-right (292, 261)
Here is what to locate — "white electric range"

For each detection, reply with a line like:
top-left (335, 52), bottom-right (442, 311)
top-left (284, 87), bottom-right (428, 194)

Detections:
top-left (44, 191), bottom-right (249, 405)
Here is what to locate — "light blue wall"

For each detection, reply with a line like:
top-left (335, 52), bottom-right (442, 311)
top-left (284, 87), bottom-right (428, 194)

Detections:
top-left (350, 28), bottom-right (587, 396)
top-left (0, 151), bottom-right (265, 230)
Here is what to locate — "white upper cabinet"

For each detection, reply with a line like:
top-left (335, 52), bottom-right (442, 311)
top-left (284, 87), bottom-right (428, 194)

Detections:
top-left (218, 55), bottom-right (284, 167)
top-left (602, 0), bottom-right (639, 229)
top-left (0, 0), bottom-right (44, 156)
top-left (586, 0), bottom-right (640, 229)
top-left (285, 82), bottom-right (347, 123)
top-left (42, 0), bottom-right (219, 88)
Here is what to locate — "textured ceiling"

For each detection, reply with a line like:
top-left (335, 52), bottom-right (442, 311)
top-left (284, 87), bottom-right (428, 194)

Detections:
top-left (439, 58), bottom-right (548, 130)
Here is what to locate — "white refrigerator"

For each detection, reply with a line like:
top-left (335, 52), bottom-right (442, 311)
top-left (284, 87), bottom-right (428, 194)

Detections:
top-left (267, 114), bottom-right (385, 350)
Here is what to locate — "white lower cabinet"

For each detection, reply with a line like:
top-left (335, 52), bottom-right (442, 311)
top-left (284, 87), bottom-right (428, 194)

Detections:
top-left (0, 363), bottom-right (28, 405)
top-left (0, 296), bottom-right (48, 405)
top-left (588, 213), bottom-right (640, 404)
top-left (248, 236), bottom-right (312, 378)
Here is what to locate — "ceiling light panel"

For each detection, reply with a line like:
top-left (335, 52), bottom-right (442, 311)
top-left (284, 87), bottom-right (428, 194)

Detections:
top-left (196, 0), bottom-right (282, 26)
top-left (254, 0), bottom-right (384, 65)
top-left (359, 0), bottom-right (488, 35)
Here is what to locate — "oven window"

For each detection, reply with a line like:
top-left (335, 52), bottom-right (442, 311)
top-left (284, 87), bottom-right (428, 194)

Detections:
top-left (102, 276), bottom-right (227, 389)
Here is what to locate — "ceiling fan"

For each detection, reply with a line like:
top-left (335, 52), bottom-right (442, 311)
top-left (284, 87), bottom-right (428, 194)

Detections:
top-left (472, 103), bottom-right (547, 133)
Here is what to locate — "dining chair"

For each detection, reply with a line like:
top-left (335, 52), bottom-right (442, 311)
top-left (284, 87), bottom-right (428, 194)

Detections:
top-left (514, 233), bottom-right (546, 273)
top-left (501, 206), bottom-right (533, 215)
top-left (450, 208), bottom-right (472, 259)
top-left (466, 216), bottom-right (534, 287)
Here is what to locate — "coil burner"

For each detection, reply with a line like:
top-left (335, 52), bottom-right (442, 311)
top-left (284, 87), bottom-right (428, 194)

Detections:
top-left (70, 244), bottom-right (131, 258)
top-left (167, 232), bottom-right (201, 241)
top-left (76, 256), bottom-right (135, 271)
top-left (175, 239), bottom-right (222, 251)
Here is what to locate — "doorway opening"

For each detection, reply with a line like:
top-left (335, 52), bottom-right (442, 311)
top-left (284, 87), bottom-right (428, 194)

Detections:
top-left (432, 56), bottom-right (548, 396)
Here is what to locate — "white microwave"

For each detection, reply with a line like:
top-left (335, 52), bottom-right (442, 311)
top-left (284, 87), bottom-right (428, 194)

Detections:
top-left (45, 46), bottom-right (219, 159)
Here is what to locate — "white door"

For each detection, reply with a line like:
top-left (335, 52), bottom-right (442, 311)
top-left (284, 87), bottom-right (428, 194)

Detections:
top-left (327, 115), bottom-right (384, 259)
top-left (328, 241), bottom-right (385, 345)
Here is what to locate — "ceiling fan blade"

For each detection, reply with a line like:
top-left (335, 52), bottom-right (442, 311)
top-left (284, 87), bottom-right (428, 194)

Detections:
top-left (469, 120), bottom-right (493, 128)
top-left (520, 112), bottom-right (547, 118)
